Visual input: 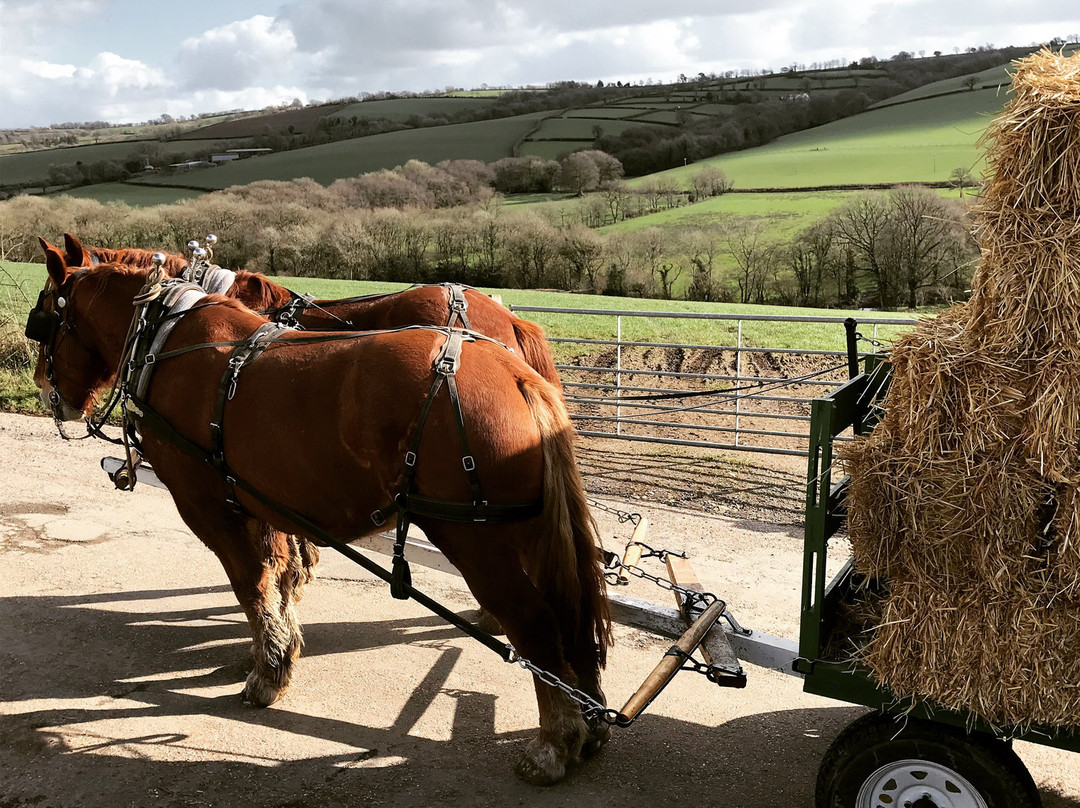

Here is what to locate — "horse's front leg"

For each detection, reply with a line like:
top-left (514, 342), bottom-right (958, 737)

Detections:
top-left (180, 506), bottom-right (306, 707)
top-left (226, 520), bottom-right (306, 706)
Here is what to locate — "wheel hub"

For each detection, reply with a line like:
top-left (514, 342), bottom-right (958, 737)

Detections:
top-left (857, 759), bottom-right (989, 808)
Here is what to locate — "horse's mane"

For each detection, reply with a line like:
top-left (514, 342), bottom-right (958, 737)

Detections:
top-left (85, 246), bottom-right (291, 309)
top-left (91, 247), bottom-right (189, 275)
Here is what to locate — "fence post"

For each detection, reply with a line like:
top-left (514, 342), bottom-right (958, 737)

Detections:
top-left (616, 314), bottom-right (623, 436)
top-left (844, 317), bottom-right (859, 379)
top-left (735, 319), bottom-right (743, 446)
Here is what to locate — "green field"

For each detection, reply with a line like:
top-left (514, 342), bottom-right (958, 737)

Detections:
top-left (870, 45), bottom-right (1077, 109)
top-left (634, 87), bottom-right (1002, 191)
top-left (331, 97), bottom-right (499, 122)
top-left (564, 108), bottom-right (645, 120)
top-left (128, 112), bottom-right (551, 189)
top-left (601, 190), bottom-right (870, 236)
top-left (0, 139), bottom-right (230, 186)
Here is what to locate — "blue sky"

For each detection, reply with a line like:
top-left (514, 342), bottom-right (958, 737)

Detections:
top-left (1, 0), bottom-right (1078, 128)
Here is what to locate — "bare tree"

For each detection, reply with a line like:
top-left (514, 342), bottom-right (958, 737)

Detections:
top-left (600, 180), bottom-right (631, 224)
top-left (689, 166), bottom-right (733, 201)
top-left (683, 229), bottom-right (723, 301)
top-left (829, 192), bottom-right (895, 307)
top-left (726, 220), bottom-right (775, 304)
top-left (558, 224), bottom-right (605, 292)
top-left (887, 186), bottom-right (968, 309)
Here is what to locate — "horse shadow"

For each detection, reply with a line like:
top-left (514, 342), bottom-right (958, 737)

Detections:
top-left (2, 586), bottom-right (1076, 808)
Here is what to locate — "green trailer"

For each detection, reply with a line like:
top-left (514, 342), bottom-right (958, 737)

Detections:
top-left (801, 361), bottom-right (1080, 807)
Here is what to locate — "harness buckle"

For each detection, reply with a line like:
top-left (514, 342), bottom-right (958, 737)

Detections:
top-left (473, 500), bottom-right (489, 522)
top-left (404, 451), bottom-right (417, 467)
top-left (370, 510), bottom-right (387, 527)
top-left (437, 357), bottom-right (456, 375)
top-left (144, 353), bottom-right (156, 365)
top-left (462, 455), bottom-right (476, 472)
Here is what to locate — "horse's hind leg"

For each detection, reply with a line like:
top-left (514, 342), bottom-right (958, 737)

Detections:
top-left (431, 529), bottom-right (589, 785)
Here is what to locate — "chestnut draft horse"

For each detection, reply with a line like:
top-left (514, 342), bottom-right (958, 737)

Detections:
top-left (29, 248), bottom-right (609, 784)
top-left (56, 234), bottom-right (561, 389)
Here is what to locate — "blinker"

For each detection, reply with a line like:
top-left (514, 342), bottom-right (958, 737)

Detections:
top-left (24, 291), bottom-right (59, 345)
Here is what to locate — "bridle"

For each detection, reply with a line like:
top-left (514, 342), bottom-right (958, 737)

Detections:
top-left (24, 269), bottom-right (95, 436)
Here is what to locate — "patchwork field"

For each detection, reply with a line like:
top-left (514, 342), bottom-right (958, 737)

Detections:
top-left (637, 87), bottom-right (1002, 191)
top-left (127, 112), bottom-right (550, 189)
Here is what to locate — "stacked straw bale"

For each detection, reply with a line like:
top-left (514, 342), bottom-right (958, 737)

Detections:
top-left (842, 48), bottom-right (1080, 730)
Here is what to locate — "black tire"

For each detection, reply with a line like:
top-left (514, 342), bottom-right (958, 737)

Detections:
top-left (815, 712), bottom-right (1041, 808)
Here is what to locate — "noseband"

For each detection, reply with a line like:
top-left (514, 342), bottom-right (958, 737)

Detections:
top-left (24, 270), bottom-right (92, 432)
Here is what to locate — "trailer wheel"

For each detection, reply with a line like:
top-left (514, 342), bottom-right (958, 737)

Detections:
top-left (815, 712), bottom-right (1041, 808)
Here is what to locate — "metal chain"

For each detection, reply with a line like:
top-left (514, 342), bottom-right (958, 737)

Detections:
top-left (511, 654), bottom-right (623, 726)
top-left (586, 497), bottom-right (641, 526)
top-left (604, 553), bottom-right (718, 611)
top-left (855, 330), bottom-right (887, 351)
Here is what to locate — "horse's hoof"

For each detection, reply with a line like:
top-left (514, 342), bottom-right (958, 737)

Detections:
top-left (515, 739), bottom-right (567, 786)
top-left (241, 672), bottom-right (286, 707)
top-left (580, 721), bottom-right (610, 759)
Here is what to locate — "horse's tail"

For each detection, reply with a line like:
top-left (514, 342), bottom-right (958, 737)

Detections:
top-left (519, 375), bottom-right (611, 667)
top-left (512, 316), bottom-right (562, 391)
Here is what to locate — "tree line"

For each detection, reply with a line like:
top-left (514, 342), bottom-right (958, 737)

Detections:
top-left (1, 157), bottom-right (975, 310)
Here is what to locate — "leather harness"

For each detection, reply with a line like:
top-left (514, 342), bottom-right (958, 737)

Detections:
top-left (122, 280), bottom-right (540, 601)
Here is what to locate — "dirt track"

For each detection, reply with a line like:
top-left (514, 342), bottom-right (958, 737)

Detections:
top-left (2, 411), bottom-right (1078, 808)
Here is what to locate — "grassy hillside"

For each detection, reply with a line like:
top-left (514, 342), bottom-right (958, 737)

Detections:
top-left (0, 139), bottom-right (231, 186)
top-left (49, 183), bottom-right (203, 206)
top-left (870, 43), bottom-right (1078, 108)
top-left (599, 189), bottom-right (942, 237)
top-left (330, 97), bottom-right (499, 122)
top-left (173, 104), bottom-right (347, 140)
top-left (636, 86), bottom-right (1002, 191)
top-left (127, 112), bottom-right (550, 189)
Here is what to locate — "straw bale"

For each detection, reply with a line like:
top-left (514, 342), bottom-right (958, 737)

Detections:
top-left (841, 48), bottom-right (1080, 730)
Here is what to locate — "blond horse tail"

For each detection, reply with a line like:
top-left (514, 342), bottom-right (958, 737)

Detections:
top-left (519, 375), bottom-right (611, 666)
top-left (512, 317), bottom-right (563, 392)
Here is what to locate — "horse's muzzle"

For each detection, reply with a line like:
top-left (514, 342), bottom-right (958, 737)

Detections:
top-left (39, 383), bottom-right (85, 422)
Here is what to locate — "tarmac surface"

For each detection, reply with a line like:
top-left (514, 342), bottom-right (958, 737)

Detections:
top-left (2, 411), bottom-right (1078, 807)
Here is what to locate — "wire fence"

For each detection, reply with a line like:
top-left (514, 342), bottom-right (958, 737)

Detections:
top-left (511, 306), bottom-right (917, 457)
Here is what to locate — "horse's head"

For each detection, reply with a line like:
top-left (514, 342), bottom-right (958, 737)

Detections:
top-left (62, 233), bottom-right (95, 267)
top-left (29, 242), bottom-right (118, 422)
top-left (232, 270), bottom-right (294, 310)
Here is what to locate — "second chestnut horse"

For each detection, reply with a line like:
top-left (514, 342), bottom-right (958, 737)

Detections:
top-left (56, 234), bottom-right (561, 389)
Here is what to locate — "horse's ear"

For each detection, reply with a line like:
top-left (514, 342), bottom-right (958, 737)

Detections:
top-left (63, 233), bottom-right (87, 267)
top-left (38, 236), bottom-right (58, 256)
top-left (43, 245), bottom-right (71, 288)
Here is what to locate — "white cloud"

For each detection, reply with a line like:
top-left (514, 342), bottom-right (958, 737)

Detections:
top-left (176, 15), bottom-right (299, 91)
top-left (0, 0), bottom-right (1076, 127)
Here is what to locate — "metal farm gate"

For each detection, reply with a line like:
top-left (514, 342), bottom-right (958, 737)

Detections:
top-left (510, 306), bottom-right (917, 457)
